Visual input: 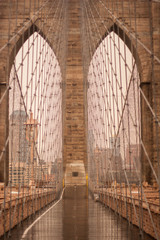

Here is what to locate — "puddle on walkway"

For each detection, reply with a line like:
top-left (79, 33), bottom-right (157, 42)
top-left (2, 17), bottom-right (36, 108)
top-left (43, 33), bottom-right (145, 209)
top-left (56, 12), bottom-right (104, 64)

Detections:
top-left (62, 186), bottom-right (153, 240)
top-left (3, 186), bottom-right (154, 240)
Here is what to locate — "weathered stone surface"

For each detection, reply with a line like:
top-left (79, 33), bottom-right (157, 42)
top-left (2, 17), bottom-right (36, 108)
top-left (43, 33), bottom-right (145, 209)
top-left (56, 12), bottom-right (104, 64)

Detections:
top-left (65, 161), bottom-right (86, 185)
top-left (63, 0), bottom-right (87, 184)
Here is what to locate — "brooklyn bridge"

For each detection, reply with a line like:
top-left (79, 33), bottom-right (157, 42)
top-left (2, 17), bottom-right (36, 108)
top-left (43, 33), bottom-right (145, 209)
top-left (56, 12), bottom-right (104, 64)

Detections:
top-left (0, 0), bottom-right (160, 239)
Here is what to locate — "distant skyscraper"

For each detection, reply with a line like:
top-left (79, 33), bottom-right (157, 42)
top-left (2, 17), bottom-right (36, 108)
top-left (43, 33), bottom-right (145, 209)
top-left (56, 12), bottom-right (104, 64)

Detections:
top-left (88, 129), bottom-right (95, 155)
top-left (109, 136), bottom-right (120, 156)
top-left (119, 69), bottom-right (140, 163)
top-left (9, 110), bottom-right (29, 164)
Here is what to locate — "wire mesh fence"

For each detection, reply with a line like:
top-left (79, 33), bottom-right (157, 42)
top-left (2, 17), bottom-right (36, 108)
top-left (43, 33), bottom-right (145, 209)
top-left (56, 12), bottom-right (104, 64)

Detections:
top-left (0, 0), bottom-right (159, 239)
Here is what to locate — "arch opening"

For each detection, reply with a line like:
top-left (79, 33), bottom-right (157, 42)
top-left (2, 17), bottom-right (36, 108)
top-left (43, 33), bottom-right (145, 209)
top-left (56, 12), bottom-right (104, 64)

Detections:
top-left (96, 23), bottom-right (142, 76)
top-left (87, 31), bottom-right (141, 186)
top-left (9, 32), bottom-right (63, 188)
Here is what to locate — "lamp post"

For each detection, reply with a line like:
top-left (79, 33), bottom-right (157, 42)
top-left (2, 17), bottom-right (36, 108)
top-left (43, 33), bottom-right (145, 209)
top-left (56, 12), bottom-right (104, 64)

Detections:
top-left (24, 113), bottom-right (39, 189)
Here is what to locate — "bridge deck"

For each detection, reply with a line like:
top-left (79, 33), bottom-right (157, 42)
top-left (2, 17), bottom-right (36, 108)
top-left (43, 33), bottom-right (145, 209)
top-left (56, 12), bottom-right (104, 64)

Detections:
top-left (3, 186), bottom-right (154, 240)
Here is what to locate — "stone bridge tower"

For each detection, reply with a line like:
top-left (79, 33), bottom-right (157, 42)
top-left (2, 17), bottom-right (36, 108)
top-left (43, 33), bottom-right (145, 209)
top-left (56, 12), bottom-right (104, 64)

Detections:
top-left (64, 0), bottom-right (87, 185)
